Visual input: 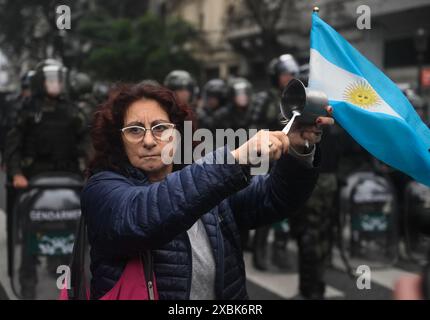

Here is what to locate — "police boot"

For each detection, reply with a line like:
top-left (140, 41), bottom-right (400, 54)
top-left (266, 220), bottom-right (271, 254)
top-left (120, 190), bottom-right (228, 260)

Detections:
top-left (253, 226), bottom-right (270, 271)
top-left (272, 230), bottom-right (290, 270)
top-left (297, 233), bottom-right (326, 299)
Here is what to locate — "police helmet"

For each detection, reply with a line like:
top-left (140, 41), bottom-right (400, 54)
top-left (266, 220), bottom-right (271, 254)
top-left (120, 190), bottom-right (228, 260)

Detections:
top-left (227, 77), bottom-right (252, 97)
top-left (203, 79), bottom-right (228, 104)
top-left (164, 70), bottom-right (197, 96)
top-left (92, 81), bottom-right (110, 103)
top-left (69, 71), bottom-right (92, 98)
top-left (31, 59), bottom-right (68, 97)
top-left (268, 54), bottom-right (300, 87)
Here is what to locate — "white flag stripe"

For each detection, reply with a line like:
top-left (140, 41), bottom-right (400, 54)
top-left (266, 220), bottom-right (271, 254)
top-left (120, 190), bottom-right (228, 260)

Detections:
top-left (308, 49), bottom-right (401, 119)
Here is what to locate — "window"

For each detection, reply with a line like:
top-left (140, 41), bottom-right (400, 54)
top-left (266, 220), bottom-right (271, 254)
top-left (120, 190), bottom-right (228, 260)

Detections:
top-left (384, 36), bottom-right (430, 68)
top-left (229, 65), bottom-right (239, 77)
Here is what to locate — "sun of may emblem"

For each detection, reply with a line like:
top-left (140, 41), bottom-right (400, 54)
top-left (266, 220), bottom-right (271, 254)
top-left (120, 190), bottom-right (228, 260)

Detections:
top-left (343, 80), bottom-right (381, 109)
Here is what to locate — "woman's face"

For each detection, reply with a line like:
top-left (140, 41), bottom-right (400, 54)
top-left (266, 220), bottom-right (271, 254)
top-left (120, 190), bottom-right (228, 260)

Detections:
top-left (122, 99), bottom-right (175, 181)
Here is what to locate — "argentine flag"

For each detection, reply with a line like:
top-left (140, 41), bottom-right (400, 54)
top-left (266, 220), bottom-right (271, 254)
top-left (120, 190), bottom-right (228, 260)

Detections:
top-left (308, 12), bottom-right (430, 187)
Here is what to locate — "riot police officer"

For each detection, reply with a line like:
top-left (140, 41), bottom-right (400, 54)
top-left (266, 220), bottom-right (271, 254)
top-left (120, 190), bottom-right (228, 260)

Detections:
top-left (251, 54), bottom-right (300, 272)
top-left (164, 70), bottom-right (199, 108)
top-left (69, 71), bottom-right (97, 167)
top-left (69, 71), bottom-right (95, 119)
top-left (5, 59), bottom-right (87, 184)
top-left (4, 59), bottom-right (87, 299)
top-left (224, 77), bottom-right (254, 131)
top-left (251, 53), bottom-right (338, 300)
top-left (250, 54), bottom-right (300, 131)
top-left (290, 123), bottom-right (342, 299)
top-left (197, 78), bottom-right (229, 132)
top-left (223, 77), bottom-right (255, 250)
top-left (3, 70), bottom-right (35, 233)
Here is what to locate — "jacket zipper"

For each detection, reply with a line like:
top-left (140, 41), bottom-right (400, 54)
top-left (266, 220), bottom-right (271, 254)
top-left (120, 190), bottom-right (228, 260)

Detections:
top-left (147, 280), bottom-right (155, 300)
top-left (141, 251), bottom-right (155, 300)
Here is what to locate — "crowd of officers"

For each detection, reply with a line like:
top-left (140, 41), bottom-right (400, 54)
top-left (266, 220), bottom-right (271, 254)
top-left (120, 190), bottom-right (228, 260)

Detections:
top-left (0, 54), bottom-right (428, 300)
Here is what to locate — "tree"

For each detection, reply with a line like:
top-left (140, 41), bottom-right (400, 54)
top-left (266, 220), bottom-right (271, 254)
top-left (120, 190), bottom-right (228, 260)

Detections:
top-left (77, 12), bottom-right (199, 82)
top-left (0, 0), bottom-right (80, 78)
top-left (242, 0), bottom-right (291, 62)
top-left (0, 0), bottom-right (198, 83)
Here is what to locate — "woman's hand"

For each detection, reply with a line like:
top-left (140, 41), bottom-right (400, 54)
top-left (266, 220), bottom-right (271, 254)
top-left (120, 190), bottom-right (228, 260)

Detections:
top-left (231, 106), bottom-right (334, 164)
top-left (288, 106), bottom-right (334, 153)
top-left (231, 130), bottom-right (290, 165)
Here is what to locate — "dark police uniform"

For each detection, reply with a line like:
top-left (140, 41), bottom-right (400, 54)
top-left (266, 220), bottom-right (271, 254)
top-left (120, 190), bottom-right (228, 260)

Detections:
top-left (4, 95), bottom-right (87, 299)
top-left (5, 95), bottom-right (87, 178)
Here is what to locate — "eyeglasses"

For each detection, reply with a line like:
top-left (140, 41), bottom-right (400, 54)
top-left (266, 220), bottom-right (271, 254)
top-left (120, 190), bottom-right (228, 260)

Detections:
top-left (121, 123), bottom-right (176, 143)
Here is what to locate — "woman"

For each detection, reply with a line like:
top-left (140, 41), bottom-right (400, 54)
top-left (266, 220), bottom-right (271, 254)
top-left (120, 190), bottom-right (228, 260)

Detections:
top-left (83, 83), bottom-right (333, 300)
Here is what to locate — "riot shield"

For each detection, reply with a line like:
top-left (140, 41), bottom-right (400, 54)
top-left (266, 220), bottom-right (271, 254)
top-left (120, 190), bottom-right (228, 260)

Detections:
top-left (8, 172), bottom-right (83, 300)
top-left (340, 172), bottom-right (399, 269)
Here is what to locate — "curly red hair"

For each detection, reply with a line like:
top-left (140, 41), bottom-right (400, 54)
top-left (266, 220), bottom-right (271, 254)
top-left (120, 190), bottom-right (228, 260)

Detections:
top-left (87, 83), bottom-right (195, 177)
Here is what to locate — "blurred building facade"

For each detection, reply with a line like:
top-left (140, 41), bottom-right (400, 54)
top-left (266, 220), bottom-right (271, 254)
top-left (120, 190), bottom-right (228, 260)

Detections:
top-left (324, 0), bottom-right (430, 99)
top-left (151, 0), bottom-right (243, 82)
top-left (154, 0), bottom-right (430, 97)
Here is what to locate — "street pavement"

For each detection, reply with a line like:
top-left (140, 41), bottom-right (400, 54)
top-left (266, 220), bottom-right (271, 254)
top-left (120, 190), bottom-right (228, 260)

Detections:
top-left (245, 239), bottom-right (420, 300)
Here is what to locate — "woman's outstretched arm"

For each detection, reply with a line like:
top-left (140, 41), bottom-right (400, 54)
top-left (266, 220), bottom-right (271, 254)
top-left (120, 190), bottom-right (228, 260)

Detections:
top-left (84, 146), bottom-right (250, 255)
top-left (228, 152), bottom-right (319, 230)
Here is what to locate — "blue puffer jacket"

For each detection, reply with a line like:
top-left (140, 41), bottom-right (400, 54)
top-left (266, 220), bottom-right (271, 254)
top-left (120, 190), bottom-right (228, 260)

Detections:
top-left (82, 147), bottom-right (318, 300)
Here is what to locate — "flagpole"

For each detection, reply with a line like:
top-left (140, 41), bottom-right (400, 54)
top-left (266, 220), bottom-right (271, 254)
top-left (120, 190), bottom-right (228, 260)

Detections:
top-left (313, 6), bottom-right (320, 13)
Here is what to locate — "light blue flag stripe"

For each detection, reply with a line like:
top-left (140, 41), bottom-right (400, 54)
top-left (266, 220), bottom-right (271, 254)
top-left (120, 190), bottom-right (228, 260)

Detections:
top-left (311, 13), bottom-right (430, 146)
top-left (310, 13), bottom-right (430, 186)
top-left (332, 100), bottom-right (430, 185)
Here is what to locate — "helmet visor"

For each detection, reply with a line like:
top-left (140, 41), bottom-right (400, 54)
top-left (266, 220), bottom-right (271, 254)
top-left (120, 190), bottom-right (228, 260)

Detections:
top-left (43, 65), bottom-right (66, 97)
